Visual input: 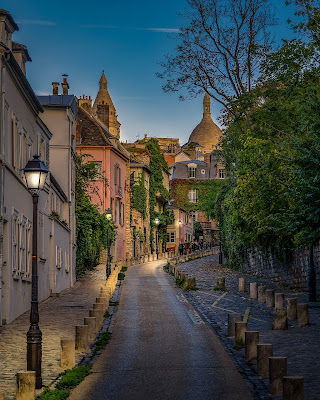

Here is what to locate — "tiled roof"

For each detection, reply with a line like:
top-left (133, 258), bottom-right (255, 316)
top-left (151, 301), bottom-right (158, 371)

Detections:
top-left (77, 106), bottom-right (113, 146)
top-left (12, 41), bottom-right (32, 61)
top-left (38, 95), bottom-right (77, 118)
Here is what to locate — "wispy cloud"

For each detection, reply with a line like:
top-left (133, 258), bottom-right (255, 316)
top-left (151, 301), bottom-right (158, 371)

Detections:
top-left (143, 28), bottom-right (180, 33)
top-left (16, 20), bottom-right (56, 26)
top-left (81, 24), bottom-right (180, 33)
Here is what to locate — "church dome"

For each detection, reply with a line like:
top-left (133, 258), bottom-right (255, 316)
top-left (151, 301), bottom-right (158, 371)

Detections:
top-left (188, 93), bottom-right (222, 154)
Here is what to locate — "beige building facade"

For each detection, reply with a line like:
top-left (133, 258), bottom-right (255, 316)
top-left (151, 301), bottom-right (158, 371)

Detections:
top-left (0, 10), bottom-right (76, 324)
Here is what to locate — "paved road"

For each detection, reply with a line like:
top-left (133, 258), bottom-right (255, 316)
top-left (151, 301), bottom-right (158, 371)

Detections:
top-left (69, 260), bottom-right (253, 400)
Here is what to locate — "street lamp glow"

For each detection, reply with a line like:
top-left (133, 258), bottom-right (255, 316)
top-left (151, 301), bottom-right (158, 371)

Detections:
top-left (178, 220), bottom-right (182, 225)
top-left (155, 217), bottom-right (160, 225)
top-left (105, 208), bottom-right (112, 220)
top-left (23, 155), bottom-right (49, 190)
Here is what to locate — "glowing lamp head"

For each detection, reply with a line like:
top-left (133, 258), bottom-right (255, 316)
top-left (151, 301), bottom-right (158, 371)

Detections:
top-left (23, 155), bottom-right (49, 190)
top-left (105, 208), bottom-right (112, 220)
top-left (155, 217), bottom-right (160, 225)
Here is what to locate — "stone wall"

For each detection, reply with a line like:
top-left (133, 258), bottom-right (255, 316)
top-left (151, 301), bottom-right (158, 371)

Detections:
top-left (241, 245), bottom-right (320, 293)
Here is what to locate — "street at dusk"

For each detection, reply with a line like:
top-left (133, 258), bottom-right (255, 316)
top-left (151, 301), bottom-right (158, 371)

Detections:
top-left (0, 1), bottom-right (320, 399)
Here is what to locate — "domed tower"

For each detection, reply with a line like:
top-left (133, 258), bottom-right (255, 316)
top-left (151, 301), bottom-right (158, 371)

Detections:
top-left (188, 93), bottom-right (222, 155)
top-left (92, 71), bottom-right (121, 139)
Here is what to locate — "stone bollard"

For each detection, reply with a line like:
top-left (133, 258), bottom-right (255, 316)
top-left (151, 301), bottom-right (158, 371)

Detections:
top-left (99, 297), bottom-right (109, 313)
top-left (84, 317), bottom-right (96, 342)
top-left (283, 376), bottom-right (304, 400)
top-left (266, 289), bottom-right (275, 308)
top-left (273, 308), bottom-right (288, 330)
top-left (297, 304), bottom-right (309, 326)
top-left (239, 277), bottom-right (246, 292)
top-left (16, 371), bottom-right (35, 400)
top-left (60, 339), bottom-right (75, 369)
top-left (75, 325), bottom-right (88, 352)
top-left (275, 293), bottom-right (284, 309)
top-left (228, 313), bottom-right (242, 337)
top-left (245, 331), bottom-right (259, 365)
top-left (258, 285), bottom-right (266, 303)
top-left (250, 282), bottom-right (258, 299)
top-left (0, 392), bottom-right (4, 400)
top-left (269, 357), bottom-right (287, 395)
top-left (187, 277), bottom-right (196, 290)
top-left (287, 298), bottom-right (297, 320)
top-left (257, 343), bottom-right (273, 376)
top-left (217, 277), bottom-right (225, 290)
top-left (235, 321), bottom-right (247, 344)
top-left (89, 309), bottom-right (102, 333)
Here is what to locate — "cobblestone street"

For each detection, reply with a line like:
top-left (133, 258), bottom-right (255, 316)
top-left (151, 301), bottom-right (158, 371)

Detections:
top-left (173, 254), bottom-right (320, 400)
top-left (0, 265), bottom-right (107, 399)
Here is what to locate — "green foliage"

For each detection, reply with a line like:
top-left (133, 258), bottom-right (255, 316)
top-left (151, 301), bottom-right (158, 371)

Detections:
top-left (38, 388), bottom-right (69, 400)
top-left (196, 2), bottom-right (320, 266)
top-left (93, 332), bottom-right (112, 354)
top-left (233, 337), bottom-right (245, 350)
top-left (144, 138), bottom-right (172, 252)
top-left (118, 272), bottom-right (125, 280)
top-left (75, 154), bottom-right (117, 277)
top-left (131, 172), bottom-right (147, 218)
top-left (56, 365), bottom-right (92, 390)
top-left (176, 277), bottom-right (185, 288)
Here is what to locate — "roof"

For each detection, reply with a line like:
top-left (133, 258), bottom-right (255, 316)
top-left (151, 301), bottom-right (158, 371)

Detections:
top-left (77, 106), bottom-right (113, 146)
top-left (0, 9), bottom-right (19, 31)
top-left (12, 41), bottom-right (32, 61)
top-left (50, 173), bottom-right (67, 201)
top-left (175, 160), bottom-right (207, 166)
top-left (188, 94), bottom-right (222, 153)
top-left (4, 50), bottom-right (43, 115)
top-left (130, 162), bottom-right (152, 174)
top-left (37, 95), bottom-right (77, 118)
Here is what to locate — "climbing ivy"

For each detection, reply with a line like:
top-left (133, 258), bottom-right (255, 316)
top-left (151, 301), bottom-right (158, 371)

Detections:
top-left (75, 154), bottom-right (117, 277)
top-left (131, 172), bottom-right (147, 218)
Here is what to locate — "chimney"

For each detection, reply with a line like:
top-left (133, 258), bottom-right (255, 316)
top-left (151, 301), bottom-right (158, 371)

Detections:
top-left (52, 82), bottom-right (59, 95)
top-left (61, 74), bottom-right (69, 95)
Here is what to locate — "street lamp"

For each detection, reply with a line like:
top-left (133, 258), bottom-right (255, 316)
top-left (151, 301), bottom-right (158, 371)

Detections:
top-left (104, 208), bottom-right (112, 279)
top-left (23, 154), bottom-right (49, 389)
top-left (154, 217), bottom-right (160, 259)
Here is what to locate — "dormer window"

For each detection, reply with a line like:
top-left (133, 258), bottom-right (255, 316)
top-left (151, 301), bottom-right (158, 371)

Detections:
top-left (188, 167), bottom-right (196, 178)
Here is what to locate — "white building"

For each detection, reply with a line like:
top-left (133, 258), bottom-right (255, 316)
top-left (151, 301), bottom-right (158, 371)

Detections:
top-left (0, 9), bottom-right (76, 325)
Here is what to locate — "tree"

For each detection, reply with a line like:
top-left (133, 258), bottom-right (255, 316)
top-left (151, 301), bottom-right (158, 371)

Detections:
top-left (75, 154), bottom-right (116, 276)
top-left (158, 0), bottom-right (276, 114)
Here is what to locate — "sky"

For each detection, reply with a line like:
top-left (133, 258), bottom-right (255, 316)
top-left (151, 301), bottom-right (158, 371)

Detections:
top-left (3, 0), bottom-right (296, 145)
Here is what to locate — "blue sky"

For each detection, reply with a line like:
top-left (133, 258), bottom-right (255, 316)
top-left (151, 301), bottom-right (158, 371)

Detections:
top-left (4, 0), bottom-right (295, 144)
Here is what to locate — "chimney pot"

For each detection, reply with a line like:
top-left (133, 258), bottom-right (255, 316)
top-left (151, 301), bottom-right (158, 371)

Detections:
top-left (52, 82), bottom-right (59, 95)
top-left (89, 96), bottom-right (91, 100)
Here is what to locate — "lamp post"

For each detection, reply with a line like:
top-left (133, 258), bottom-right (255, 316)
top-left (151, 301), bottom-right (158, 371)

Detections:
top-left (155, 217), bottom-right (159, 259)
top-left (23, 155), bottom-right (49, 389)
top-left (104, 208), bottom-right (112, 279)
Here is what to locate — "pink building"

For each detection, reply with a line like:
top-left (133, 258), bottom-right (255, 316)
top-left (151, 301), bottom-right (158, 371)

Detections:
top-left (166, 205), bottom-right (194, 253)
top-left (76, 105), bottom-right (130, 262)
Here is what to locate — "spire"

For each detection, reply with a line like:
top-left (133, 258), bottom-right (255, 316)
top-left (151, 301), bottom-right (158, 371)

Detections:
top-left (203, 92), bottom-right (211, 114)
top-left (99, 70), bottom-right (107, 90)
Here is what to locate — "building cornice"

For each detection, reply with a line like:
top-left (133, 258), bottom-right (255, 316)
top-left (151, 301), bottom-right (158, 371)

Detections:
top-left (3, 50), bottom-right (43, 116)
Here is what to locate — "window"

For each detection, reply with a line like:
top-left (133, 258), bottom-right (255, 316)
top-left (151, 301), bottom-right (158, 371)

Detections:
top-left (185, 214), bottom-right (189, 224)
top-left (38, 211), bottom-right (45, 259)
top-left (64, 252), bottom-right (70, 273)
top-left (12, 210), bottom-right (19, 274)
top-left (119, 167), bottom-right (121, 186)
top-left (19, 217), bottom-right (27, 274)
top-left (167, 232), bottom-right (175, 243)
top-left (188, 167), bottom-right (196, 178)
top-left (188, 189), bottom-right (198, 203)
top-left (110, 197), bottom-right (113, 214)
top-left (119, 201), bottom-right (122, 224)
top-left (26, 221), bottom-right (32, 277)
top-left (114, 164), bottom-right (119, 185)
top-left (219, 169), bottom-right (225, 179)
top-left (56, 246), bottom-right (62, 269)
top-left (115, 198), bottom-right (117, 222)
top-left (123, 203), bottom-right (125, 225)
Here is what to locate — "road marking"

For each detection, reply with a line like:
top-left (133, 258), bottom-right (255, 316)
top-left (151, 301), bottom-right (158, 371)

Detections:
top-left (211, 304), bottom-right (268, 323)
top-left (243, 307), bottom-right (251, 323)
top-left (212, 291), bottom-right (228, 307)
top-left (187, 310), bottom-right (204, 325)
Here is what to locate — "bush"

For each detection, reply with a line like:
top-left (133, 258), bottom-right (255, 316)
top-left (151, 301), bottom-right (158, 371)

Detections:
top-left (56, 365), bottom-right (92, 390)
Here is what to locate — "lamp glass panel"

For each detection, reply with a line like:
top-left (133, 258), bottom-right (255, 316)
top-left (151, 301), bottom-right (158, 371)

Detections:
top-left (25, 171), bottom-right (41, 189)
top-left (39, 171), bottom-right (48, 189)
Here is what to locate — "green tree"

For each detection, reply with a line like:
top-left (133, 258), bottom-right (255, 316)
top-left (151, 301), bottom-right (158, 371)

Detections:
top-left (75, 154), bottom-right (116, 276)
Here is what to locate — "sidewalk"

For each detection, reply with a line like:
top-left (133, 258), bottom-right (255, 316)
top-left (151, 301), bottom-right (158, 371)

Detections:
top-left (0, 265), bottom-right (107, 399)
top-left (173, 254), bottom-right (320, 400)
